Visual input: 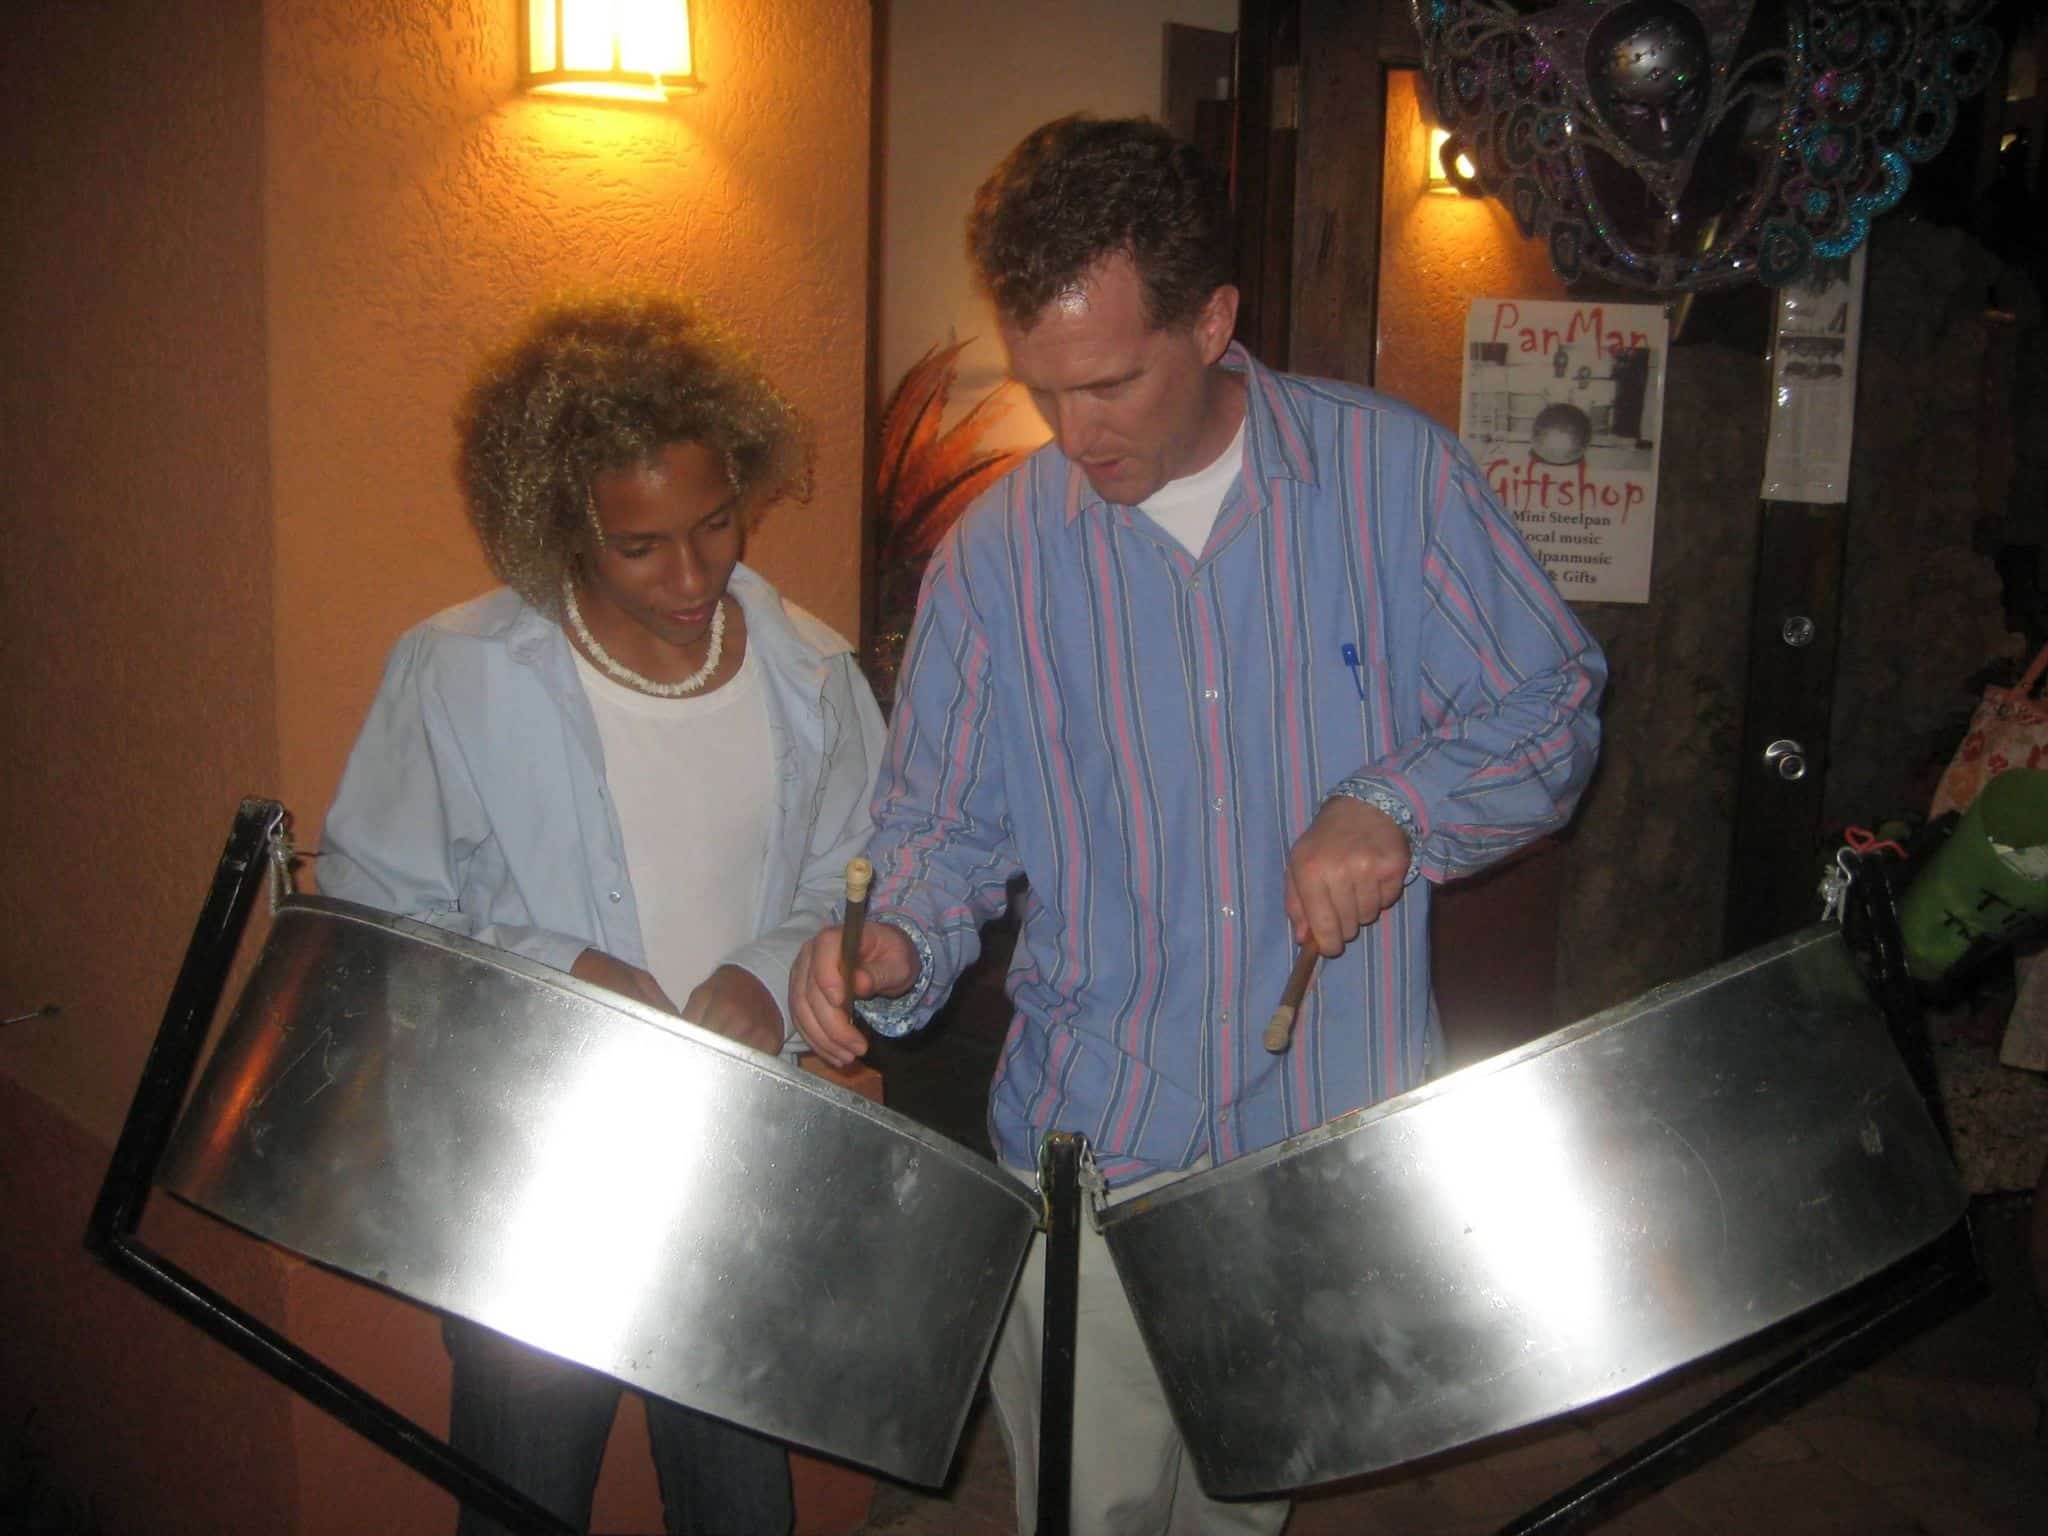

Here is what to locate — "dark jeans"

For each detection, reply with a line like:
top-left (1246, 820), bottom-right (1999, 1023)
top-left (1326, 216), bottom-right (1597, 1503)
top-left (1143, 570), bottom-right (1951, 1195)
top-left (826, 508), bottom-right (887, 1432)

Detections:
top-left (445, 1319), bottom-right (793, 1536)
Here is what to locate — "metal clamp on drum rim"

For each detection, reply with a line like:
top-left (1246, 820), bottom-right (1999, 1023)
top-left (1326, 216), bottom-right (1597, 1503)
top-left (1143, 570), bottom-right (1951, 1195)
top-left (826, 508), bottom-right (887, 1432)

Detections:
top-left (1035, 1130), bottom-right (1107, 1233)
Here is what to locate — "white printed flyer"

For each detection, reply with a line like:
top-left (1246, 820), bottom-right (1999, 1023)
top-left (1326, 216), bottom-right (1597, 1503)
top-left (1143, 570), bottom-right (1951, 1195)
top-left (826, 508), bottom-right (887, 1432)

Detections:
top-left (1460, 298), bottom-right (1669, 604)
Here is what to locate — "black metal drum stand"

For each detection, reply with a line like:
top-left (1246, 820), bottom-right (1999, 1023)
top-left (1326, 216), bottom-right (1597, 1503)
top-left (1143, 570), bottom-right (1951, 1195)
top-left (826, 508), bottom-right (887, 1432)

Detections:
top-left (85, 799), bottom-right (574, 1535)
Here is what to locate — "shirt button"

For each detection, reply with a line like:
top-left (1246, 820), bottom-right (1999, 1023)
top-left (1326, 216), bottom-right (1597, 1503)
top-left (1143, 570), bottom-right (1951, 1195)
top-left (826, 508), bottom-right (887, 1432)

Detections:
top-left (608, 890), bottom-right (623, 903)
top-left (1220, 1009), bottom-right (1232, 1023)
top-left (1188, 575), bottom-right (1203, 590)
top-left (1203, 688), bottom-right (1219, 701)
top-left (1211, 797), bottom-right (1225, 811)
top-left (1220, 904), bottom-right (1236, 919)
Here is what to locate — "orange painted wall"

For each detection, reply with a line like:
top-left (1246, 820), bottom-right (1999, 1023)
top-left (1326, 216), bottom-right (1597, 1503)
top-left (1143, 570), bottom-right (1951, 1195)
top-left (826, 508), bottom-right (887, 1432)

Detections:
top-left (1, 1077), bottom-right (302, 1533)
top-left (0, 1), bottom-right (278, 1140)
top-left (1376, 69), bottom-right (1568, 429)
top-left (265, 0), bottom-right (874, 848)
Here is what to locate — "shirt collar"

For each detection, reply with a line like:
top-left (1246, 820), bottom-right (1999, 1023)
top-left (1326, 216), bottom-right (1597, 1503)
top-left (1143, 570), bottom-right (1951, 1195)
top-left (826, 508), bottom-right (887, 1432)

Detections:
top-left (1059, 341), bottom-right (1319, 524)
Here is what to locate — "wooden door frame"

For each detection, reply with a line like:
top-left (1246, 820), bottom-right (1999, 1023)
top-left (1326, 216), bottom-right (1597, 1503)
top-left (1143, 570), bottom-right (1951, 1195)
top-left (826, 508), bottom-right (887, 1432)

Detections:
top-left (1234, 0), bottom-right (1422, 386)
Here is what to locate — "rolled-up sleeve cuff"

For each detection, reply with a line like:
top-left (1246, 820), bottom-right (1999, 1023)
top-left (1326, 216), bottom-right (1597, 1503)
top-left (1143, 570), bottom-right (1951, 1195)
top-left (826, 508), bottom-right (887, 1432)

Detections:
top-left (1327, 776), bottom-right (1425, 885)
top-left (527, 930), bottom-right (591, 976)
top-left (850, 915), bottom-right (935, 1037)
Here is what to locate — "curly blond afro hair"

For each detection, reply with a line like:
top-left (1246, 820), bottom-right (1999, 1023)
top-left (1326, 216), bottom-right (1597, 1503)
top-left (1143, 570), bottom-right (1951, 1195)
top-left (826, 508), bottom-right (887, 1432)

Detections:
top-left (455, 291), bottom-right (812, 613)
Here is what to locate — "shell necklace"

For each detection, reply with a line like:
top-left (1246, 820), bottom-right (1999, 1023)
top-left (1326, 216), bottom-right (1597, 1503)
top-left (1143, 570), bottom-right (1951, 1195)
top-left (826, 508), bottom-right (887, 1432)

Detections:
top-left (562, 578), bottom-right (726, 697)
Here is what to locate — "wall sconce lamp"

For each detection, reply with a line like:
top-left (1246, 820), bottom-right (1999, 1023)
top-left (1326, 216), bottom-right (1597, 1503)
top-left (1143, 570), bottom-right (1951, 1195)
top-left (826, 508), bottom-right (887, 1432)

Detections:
top-left (1427, 127), bottom-right (1482, 197)
top-left (522, 0), bottom-right (700, 101)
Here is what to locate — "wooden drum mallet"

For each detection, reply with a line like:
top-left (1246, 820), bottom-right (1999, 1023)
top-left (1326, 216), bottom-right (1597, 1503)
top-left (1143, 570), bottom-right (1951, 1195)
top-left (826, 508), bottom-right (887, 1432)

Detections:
top-left (1262, 945), bottom-right (1321, 1054)
top-left (839, 857), bottom-right (874, 987)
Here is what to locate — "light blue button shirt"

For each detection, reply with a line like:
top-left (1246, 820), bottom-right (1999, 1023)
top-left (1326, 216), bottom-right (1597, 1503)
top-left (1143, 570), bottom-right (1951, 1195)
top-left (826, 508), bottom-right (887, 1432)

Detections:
top-left (318, 563), bottom-right (886, 1039)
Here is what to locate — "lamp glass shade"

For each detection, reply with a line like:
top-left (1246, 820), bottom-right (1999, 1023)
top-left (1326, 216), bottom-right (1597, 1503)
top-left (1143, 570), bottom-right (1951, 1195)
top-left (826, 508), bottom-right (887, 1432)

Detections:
top-left (1426, 128), bottom-right (1477, 194)
top-left (524, 0), bottom-right (698, 99)
top-left (1427, 127), bottom-right (1452, 188)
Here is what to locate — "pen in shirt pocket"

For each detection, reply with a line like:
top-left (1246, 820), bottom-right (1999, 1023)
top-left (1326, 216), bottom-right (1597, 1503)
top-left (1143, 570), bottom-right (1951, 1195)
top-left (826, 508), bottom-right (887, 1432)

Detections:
top-left (1340, 642), bottom-right (1367, 701)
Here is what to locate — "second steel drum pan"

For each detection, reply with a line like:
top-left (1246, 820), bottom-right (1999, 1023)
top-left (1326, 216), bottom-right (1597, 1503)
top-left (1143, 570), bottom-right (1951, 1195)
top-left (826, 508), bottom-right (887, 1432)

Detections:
top-left (159, 896), bottom-right (1039, 1487)
top-left (1099, 925), bottom-right (1968, 1497)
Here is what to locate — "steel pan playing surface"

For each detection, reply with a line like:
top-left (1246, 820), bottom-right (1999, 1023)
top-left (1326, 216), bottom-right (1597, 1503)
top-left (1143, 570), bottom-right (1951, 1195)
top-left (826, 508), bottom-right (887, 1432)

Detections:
top-left (160, 897), bottom-right (1038, 1486)
top-left (1098, 925), bottom-right (1967, 1496)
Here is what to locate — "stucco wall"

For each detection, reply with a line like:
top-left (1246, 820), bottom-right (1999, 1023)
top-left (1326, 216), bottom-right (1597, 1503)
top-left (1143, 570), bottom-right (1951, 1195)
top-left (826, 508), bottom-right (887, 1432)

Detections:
top-left (1375, 68), bottom-right (1567, 428)
top-left (267, 0), bottom-right (873, 838)
top-left (0, 0), bottom-right (277, 1139)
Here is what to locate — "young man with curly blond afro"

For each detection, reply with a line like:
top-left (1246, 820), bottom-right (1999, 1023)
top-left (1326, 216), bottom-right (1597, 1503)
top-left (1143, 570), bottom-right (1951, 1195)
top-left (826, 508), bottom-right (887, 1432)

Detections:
top-left (320, 293), bottom-right (884, 1536)
top-left (790, 116), bottom-right (1606, 1534)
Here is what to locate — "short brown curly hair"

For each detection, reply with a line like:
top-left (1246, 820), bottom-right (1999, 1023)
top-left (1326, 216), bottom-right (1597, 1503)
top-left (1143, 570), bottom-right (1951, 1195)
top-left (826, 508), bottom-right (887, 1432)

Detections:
top-left (966, 115), bottom-right (1233, 331)
top-left (455, 292), bottom-right (811, 612)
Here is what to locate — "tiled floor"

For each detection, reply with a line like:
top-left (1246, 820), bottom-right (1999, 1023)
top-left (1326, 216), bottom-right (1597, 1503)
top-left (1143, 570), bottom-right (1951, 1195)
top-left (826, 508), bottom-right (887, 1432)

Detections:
top-left (854, 968), bottom-right (2048, 1536)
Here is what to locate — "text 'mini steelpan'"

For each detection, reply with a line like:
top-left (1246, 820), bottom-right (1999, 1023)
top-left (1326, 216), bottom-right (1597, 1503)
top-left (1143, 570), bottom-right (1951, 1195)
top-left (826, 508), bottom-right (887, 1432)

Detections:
top-left (160, 896), bottom-right (1039, 1486)
top-left (1099, 925), bottom-right (1967, 1497)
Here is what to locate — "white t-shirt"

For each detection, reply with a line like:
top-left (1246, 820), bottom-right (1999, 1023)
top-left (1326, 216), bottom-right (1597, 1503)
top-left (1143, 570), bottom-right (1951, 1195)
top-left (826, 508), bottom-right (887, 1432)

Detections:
top-left (1139, 413), bottom-right (1248, 558)
top-left (572, 641), bottom-right (773, 1007)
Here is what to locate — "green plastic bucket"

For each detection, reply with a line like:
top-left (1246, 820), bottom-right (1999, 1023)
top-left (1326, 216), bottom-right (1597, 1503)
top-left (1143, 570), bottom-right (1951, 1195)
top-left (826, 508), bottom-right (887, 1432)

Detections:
top-left (1899, 767), bottom-right (2048, 980)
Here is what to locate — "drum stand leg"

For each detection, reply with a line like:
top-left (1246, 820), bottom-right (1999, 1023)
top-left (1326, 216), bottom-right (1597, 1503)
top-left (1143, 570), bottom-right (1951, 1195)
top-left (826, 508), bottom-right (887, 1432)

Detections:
top-left (1036, 1131), bottom-right (1086, 1536)
top-left (1494, 854), bottom-right (1983, 1535)
top-left (83, 797), bottom-right (576, 1536)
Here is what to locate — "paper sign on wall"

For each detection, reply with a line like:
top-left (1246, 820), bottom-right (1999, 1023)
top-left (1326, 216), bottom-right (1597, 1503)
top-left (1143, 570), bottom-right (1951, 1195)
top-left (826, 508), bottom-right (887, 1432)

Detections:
top-left (1761, 249), bottom-right (1864, 504)
top-left (1460, 299), bottom-right (1668, 604)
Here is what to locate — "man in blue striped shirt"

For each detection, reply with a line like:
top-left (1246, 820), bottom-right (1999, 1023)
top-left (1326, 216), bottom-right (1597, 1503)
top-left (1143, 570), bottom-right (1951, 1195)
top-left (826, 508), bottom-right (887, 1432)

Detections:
top-left (791, 117), bottom-right (1604, 1533)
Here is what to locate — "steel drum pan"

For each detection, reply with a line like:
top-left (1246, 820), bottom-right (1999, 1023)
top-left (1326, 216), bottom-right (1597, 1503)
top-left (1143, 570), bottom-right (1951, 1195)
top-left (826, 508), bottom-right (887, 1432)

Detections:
top-left (1099, 924), bottom-right (1968, 1497)
top-left (160, 896), bottom-right (1039, 1486)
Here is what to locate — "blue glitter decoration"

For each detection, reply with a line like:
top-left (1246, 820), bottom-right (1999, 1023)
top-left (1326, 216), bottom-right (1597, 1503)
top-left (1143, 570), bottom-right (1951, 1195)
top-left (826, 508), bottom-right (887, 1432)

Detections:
top-left (1410, 0), bottom-right (2003, 291)
top-left (1550, 220), bottom-right (1588, 281)
top-left (1900, 83), bottom-right (1957, 161)
top-left (1847, 149), bottom-right (1909, 217)
top-left (1814, 213), bottom-right (1871, 258)
top-left (1802, 123), bottom-right (1861, 182)
top-left (1759, 220), bottom-right (1814, 284)
top-left (1799, 183), bottom-right (1839, 222)
top-left (1505, 103), bottom-right (1541, 166)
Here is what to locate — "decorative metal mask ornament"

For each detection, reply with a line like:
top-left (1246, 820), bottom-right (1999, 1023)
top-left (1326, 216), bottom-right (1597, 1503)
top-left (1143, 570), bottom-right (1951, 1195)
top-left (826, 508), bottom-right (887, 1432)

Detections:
top-left (1410, 1), bottom-right (2003, 291)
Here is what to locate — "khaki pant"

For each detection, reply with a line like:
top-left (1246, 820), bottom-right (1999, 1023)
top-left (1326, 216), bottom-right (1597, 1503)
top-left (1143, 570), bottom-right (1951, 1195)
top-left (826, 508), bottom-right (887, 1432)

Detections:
top-left (987, 1163), bottom-right (1291, 1536)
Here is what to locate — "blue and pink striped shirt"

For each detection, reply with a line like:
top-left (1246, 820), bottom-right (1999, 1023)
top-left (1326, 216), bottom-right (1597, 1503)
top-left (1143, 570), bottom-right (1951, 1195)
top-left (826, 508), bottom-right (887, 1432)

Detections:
top-left (859, 345), bottom-right (1604, 1185)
